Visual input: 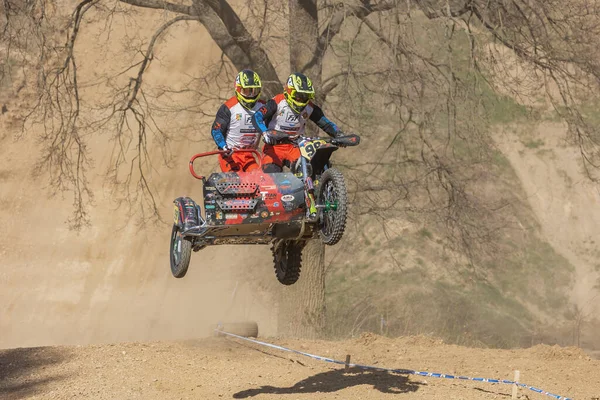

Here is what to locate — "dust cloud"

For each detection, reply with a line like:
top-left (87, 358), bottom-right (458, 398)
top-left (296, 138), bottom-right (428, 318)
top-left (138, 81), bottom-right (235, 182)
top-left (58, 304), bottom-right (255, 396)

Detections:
top-left (0, 6), bottom-right (276, 349)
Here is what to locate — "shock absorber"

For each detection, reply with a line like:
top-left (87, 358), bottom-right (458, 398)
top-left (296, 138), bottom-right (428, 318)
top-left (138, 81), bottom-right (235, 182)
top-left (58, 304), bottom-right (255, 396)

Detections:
top-left (300, 157), bottom-right (318, 219)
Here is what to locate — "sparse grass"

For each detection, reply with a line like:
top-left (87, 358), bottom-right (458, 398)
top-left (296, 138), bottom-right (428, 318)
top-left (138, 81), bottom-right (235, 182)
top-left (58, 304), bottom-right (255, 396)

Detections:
top-left (556, 169), bottom-right (573, 187)
top-left (325, 265), bottom-right (535, 347)
top-left (418, 228), bottom-right (433, 240)
top-left (482, 89), bottom-right (530, 125)
top-left (322, 17), bottom-right (577, 348)
top-left (325, 152), bottom-right (575, 348)
top-left (522, 139), bottom-right (545, 149)
top-left (492, 150), bottom-right (512, 171)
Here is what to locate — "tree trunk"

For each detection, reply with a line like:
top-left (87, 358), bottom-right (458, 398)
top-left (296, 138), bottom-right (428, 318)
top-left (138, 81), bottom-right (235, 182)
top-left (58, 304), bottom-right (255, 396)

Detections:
top-left (277, 241), bottom-right (325, 338)
top-left (289, 0), bottom-right (321, 84)
top-left (277, 0), bottom-right (327, 339)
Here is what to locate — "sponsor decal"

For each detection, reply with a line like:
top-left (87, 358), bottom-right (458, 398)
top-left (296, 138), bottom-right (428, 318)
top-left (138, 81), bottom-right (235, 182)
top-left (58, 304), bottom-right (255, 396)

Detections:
top-left (222, 199), bottom-right (253, 207)
top-left (240, 214), bottom-right (248, 218)
top-left (260, 191), bottom-right (276, 200)
top-left (173, 205), bottom-right (180, 224)
top-left (205, 205), bottom-right (216, 209)
top-left (235, 113), bottom-right (242, 121)
top-left (204, 187), bottom-right (216, 191)
top-left (273, 202), bottom-right (279, 207)
top-left (261, 185), bottom-right (276, 190)
top-left (285, 113), bottom-right (299, 123)
top-left (216, 211), bottom-right (223, 220)
top-left (260, 210), bottom-right (270, 218)
top-left (281, 195), bottom-right (294, 202)
top-left (226, 213), bottom-right (238, 220)
top-left (245, 115), bottom-right (253, 125)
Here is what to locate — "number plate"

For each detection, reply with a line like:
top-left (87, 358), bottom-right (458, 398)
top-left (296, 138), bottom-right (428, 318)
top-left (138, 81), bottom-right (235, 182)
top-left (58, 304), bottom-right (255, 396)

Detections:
top-left (300, 139), bottom-right (327, 159)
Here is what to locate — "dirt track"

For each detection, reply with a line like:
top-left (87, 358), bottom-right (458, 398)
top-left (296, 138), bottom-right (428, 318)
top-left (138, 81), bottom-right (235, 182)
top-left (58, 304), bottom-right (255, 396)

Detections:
top-left (1, 334), bottom-right (598, 400)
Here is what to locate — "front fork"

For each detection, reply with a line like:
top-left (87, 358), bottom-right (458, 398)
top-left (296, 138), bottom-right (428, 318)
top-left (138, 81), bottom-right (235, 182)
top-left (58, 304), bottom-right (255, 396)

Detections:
top-left (300, 157), bottom-right (318, 219)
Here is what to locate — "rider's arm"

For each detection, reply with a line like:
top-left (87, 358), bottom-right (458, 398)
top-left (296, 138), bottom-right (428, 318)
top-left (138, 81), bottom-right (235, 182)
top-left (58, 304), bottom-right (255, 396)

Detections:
top-left (210, 104), bottom-right (231, 149)
top-left (309, 104), bottom-right (340, 137)
top-left (252, 99), bottom-right (278, 133)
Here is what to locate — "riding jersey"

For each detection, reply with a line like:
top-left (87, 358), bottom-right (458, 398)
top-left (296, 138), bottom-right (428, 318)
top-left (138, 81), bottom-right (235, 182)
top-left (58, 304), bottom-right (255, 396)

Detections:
top-left (210, 97), bottom-right (266, 149)
top-left (252, 94), bottom-right (339, 137)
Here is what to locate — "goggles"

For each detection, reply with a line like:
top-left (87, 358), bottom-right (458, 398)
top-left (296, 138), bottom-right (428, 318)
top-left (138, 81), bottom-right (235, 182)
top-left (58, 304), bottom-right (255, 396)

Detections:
top-left (239, 87), bottom-right (260, 98)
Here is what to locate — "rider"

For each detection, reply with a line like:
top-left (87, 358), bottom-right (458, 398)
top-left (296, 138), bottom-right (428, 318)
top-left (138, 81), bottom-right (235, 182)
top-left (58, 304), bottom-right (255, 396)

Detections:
top-left (251, 72), bottom-right (342, 173)
top-left (210, 69), bottom-right (264, 172)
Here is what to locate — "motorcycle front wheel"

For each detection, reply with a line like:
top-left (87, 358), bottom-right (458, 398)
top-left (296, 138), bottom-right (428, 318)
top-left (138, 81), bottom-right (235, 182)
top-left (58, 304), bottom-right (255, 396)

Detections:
top-left (316, 168), bottom-right (347, 245)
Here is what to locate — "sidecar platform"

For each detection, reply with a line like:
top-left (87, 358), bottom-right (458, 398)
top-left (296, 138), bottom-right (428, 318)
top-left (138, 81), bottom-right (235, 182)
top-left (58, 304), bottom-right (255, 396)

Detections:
top-left (175, 171), bottom-right (317, 246)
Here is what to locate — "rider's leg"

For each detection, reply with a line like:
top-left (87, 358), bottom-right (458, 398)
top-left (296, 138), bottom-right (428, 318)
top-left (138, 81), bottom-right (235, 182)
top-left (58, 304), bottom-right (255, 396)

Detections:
top-left (261, 144), bottom-right (284, 172)
top-left (238, 152), bottom-right (259, 172)
top-left (218, 155), bottom-right (241, 172)
top-left (285, 146), bottom-right (301, 166)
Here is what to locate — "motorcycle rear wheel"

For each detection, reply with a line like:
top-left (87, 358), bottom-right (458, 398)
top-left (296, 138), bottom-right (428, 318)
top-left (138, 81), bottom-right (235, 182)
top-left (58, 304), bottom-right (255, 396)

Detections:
top-left (272, 240), bottom-right (303, 285)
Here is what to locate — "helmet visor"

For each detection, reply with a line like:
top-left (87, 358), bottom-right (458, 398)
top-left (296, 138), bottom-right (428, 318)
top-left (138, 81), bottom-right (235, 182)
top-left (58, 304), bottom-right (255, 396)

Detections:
top-left (292, 91), bottom-right (312, 104)
top-left (240, 87), bottom-right (260, 98)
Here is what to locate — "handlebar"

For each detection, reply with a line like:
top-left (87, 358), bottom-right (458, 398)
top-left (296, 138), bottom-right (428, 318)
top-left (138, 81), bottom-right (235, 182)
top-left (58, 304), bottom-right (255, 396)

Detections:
top-left (189, 149), bottom-right (262, 180)
top-left (267, 130), bottom-right (361, 147)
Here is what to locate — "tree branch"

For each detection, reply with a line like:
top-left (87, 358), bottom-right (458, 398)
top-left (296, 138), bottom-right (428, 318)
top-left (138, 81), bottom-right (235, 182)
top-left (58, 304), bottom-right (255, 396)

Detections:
top-left (197, 0), bottom-right (281, 96)
top-left (118, 0), bottom-right (195, 15)
top-left (300, 0), bottom-right (400, 73)
top-left (125, 15), bottom-right (199, 109)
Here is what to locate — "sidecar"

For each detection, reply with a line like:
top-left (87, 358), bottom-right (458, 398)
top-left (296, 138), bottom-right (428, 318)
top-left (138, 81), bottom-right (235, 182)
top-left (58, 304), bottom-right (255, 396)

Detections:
top-left (170, 150), bottom-right (317, 281)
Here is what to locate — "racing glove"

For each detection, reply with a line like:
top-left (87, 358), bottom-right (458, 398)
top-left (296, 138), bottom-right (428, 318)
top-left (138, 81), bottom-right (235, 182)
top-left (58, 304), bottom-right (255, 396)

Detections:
top-left (333, 130), bottom-right (346, 146)
top-left (262, 131), bottom-right (276, 145)
top-left (221, 144), bottom-right (234, 157)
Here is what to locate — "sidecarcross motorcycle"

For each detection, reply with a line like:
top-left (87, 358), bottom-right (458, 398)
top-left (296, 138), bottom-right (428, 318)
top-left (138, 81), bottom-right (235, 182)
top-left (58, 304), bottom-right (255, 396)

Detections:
top-left (170, 132), bottom-right (360, 285)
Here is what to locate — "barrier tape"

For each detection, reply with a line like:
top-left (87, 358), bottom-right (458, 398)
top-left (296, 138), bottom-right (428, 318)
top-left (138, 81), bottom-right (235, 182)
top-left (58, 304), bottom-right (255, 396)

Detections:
top-left (216, 329), bottom-right (573, 400)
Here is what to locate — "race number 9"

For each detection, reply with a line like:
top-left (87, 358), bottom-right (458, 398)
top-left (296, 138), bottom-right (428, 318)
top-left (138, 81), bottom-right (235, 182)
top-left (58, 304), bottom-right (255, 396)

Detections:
top-left (303, 141), bottom-right (323, 158)
top-left (304, 143), bottom-right (316, 157)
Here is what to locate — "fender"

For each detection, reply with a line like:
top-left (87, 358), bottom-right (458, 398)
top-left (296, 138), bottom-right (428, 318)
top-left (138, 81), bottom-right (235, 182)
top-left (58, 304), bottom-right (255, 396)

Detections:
top-left (173, 197), bottom-right (201, 231)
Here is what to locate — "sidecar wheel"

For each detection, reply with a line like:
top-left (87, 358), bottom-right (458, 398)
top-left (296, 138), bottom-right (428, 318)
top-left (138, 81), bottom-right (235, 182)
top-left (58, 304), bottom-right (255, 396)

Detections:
top-left (170, 224), bottom-right (192, 278)
top-left (317, 168), bottom-right (347, 245)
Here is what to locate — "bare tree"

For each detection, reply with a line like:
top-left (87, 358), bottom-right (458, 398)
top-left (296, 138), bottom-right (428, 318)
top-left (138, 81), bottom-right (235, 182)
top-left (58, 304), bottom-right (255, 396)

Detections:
top-left (3, 0), bottom-right (600, 338)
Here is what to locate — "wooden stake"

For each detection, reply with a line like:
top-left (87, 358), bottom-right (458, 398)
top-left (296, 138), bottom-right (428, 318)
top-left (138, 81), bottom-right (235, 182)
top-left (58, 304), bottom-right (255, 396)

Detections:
top-left (345, 354), bottom-right (351, 371)
top-left (512, 370), bottom-right (520, 399)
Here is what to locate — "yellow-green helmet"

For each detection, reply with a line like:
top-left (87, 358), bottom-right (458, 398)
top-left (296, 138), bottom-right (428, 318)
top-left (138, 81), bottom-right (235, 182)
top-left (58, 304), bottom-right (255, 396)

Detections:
top-left (235, 69), bottom-right (262, 109)
top-left (284, 72), bottom-right (315, 113)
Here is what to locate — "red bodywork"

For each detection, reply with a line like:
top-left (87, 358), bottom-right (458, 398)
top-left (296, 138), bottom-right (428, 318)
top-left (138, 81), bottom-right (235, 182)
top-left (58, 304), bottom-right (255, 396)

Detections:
top-left (190, 150), bottom-right (305, 228)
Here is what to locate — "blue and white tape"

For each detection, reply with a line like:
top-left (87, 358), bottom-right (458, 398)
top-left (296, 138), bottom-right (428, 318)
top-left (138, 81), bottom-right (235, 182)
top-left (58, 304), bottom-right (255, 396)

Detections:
top-left (216, 329), bottom-right (573, 400)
